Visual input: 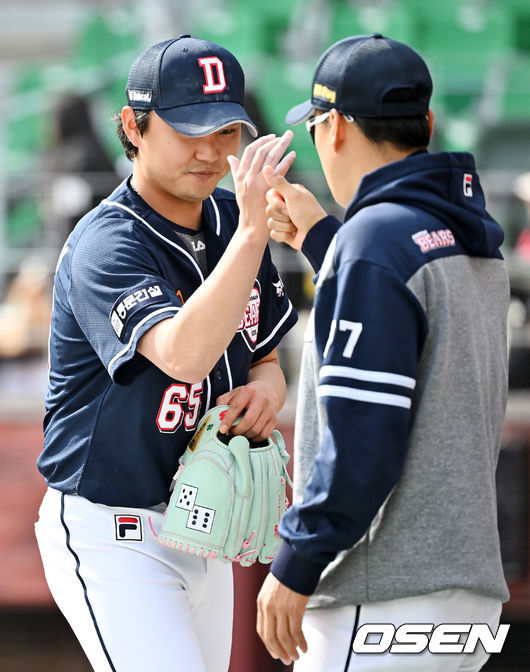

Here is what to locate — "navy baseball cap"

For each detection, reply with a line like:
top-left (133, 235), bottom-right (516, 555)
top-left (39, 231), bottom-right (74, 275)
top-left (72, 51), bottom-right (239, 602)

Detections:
top-left (286, 33), bottom-right (433, 125)
top-left (126, 35), bottom-right (258, 137)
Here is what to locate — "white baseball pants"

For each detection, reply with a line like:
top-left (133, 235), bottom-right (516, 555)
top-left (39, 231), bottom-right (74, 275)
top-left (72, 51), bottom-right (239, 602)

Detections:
top-left (294, 588), bottom-right (503, 672)
top-left (35, 487), bottom-right (233, 672)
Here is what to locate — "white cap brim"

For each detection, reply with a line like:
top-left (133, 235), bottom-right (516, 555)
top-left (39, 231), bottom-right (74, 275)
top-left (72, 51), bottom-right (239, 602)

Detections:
top-left (285, 99), bottom-right (315, 126)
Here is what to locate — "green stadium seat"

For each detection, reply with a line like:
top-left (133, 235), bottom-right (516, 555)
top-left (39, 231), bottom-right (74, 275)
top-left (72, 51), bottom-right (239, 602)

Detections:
top-left (193, 0), bottom-right (293, 66)
top-left (7, 67), bottom-right (47, 166)
top-left (404, 1), bottom-right (513, 113)
top-left (330, 0), bottom-right (416, 45)
top-left (499, 0), bottom-right (530, 53)
top-left (68, 10), bottom-right (141, 160)
top-left (6, 197), bottom-right (41, 245)
top-left (71, 11), bottom-right (138, 70)
top-left (498, 54), bottom-right (530, 121)
top-left (193, 11), bottom-right (263, 69)
top-left (252, 58), bottom-right (321, 174)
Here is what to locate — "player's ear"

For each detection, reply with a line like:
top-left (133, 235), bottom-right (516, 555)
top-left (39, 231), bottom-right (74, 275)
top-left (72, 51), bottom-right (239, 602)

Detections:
top-left (121, 106), bottom-right (141, 148)
top-left (329, 109), bottom-right (346, 152)
top-left (427, 109), bottom-right (434, 139)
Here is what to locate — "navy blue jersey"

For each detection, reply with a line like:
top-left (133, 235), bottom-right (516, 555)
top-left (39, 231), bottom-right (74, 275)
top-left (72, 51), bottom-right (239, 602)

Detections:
top-left (38, 179), bottom-right (297, 508)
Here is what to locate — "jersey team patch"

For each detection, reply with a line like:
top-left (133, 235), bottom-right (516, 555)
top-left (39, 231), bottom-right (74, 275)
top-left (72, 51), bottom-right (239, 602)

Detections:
top-left (272, 272), bottom-right (285, 299)
top-left (114, 514), bottom-right (143, 541)
top-left (110, 283), bottom-right (177, 341)
top-left (412, 229), bottom-right (456, 254)
top-left (237, 281), bottom-right (261, 347)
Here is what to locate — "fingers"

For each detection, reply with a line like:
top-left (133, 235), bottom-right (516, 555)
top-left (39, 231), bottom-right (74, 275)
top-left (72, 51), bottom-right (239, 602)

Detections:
top-left (273, 149), bottom-right (296, 177)
top-left (266, 192), bottom-right (293, 233)
top-left (289, 611), bottom-right (308, 656)
top-left (237, 134), bottom-right (275, 176)
top-left (230, 133), bottom-right (295, 233)
top-left (263, 164), bottom-right (295, 195)
top-left (217, 383), bottom-right (277, 439)
top-left (226, 154), bottom-right (239, 175)
top-left (266, 188), bottom-right (290, 220)
top-left (263, 168), bottom-right (328, 249)
top-left (217, 387), bottom-right (254, 436)
top-left (274, 615), bottom-right (298, 665)
top-left (267, 219), bottom-right (295, 235)
top-left (266, 187), bottom-right (296, 244)
top-left (250, 131), bottom-right (293, 179)
top-left (222, 400), bottom-right (276, 441)
top-left (216, 390), bottom-right (234, 407)
top-left (259, 603), bottom-right (301, 665)
top-left (278, 612), bottom-right (307, 664)
top-left (262, 130), bottom-right (294, 169)
top-left (257, 583), bottom-right (293, 665)
top-left (269, 222), bottom-right (298, 246)
top-left (235, 407), bottom-right (276, 441)
top-left (270, 229), bottom-right (289, 244)
top-left (264, 600), bottom-right (307, 663)
top-left (237, 131), bottom-right (294, 179)
top-left (256, 417), bottom-right (276, 442)
top-left (218, 400), bottom-right (241, 435)
top-left (257, 574), bottom-right (310, 665)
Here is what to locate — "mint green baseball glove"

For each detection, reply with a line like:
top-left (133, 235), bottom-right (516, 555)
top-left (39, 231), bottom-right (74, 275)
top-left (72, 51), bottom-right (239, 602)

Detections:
top-left (158, 405), bottom-right (292, 567)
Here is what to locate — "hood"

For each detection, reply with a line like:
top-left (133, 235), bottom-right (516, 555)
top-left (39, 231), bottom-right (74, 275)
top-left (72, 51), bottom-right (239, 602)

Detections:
top-left (345, 151), bottom-right (504, 256)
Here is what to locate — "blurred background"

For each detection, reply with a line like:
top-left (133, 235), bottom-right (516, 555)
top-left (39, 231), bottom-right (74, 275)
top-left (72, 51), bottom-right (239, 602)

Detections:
top-left (0, 0), bottom-right (529, 670)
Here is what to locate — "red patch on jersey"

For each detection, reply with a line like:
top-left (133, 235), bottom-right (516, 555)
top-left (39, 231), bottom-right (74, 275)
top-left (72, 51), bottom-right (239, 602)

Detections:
top-left (237, 283), bottom-right (261, 346)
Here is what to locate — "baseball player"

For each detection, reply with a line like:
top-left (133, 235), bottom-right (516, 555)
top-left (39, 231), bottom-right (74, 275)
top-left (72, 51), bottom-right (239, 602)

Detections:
top-left (256, 34), bottom-right (510, 671)
top-left (34, 36), bottom-right (297, 672)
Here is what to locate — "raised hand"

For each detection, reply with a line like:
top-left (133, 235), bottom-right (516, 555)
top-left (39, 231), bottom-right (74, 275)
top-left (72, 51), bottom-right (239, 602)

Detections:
top-left (263, 167), bottom-right (327, 249)
top-left (227, 132), bottom-right (295, 236)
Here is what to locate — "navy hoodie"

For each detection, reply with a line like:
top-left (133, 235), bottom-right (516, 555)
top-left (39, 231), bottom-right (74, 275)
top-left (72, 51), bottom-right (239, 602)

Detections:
top-left (271, 151), bottom-right (510, 606)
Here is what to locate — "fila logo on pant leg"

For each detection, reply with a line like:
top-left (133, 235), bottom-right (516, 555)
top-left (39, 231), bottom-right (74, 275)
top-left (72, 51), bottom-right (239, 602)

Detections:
top-left (114, 515), bottom-right (143, 542)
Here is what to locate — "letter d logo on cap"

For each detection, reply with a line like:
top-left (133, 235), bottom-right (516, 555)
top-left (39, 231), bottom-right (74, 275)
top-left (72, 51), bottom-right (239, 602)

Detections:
top-left (198, 57), bottom-right (227, 94)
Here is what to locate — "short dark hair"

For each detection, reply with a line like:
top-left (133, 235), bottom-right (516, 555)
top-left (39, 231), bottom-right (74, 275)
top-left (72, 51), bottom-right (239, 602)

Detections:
top-left (113, 109), bottom-right (151, 160)
top-left (354, 87), bottom-right (430, 150)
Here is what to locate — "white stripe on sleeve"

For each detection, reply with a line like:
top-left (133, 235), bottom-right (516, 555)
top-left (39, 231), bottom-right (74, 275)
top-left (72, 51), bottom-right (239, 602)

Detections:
top-left (317, 384), bottom-right (412, 409)
top-left (319, 365), bottom-right (415, 390)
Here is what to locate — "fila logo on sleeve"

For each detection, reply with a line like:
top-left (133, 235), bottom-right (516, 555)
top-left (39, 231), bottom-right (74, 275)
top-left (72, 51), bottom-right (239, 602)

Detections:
top-left (114, 515), bottom-right (143, 542)
top-left (198, 57), bottom-right (226, 93)
top-left (463, 173), bottom-right (473, 197)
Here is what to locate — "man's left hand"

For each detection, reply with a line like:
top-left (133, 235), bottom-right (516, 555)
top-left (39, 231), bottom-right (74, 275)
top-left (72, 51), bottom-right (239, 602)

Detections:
top-left (257, 572), bottom-right (309, 666)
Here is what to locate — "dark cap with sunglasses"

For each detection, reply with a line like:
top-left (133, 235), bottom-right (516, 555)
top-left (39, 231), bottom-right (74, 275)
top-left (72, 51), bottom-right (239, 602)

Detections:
top-left (285, 33), bottom-right (433, 127)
